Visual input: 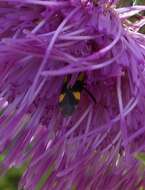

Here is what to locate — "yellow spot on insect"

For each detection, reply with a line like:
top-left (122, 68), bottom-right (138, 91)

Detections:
top-left (78, 73), bottom-right (85, 81)
top-left (64, 76), bottom-right (68, 83)
top-left (73, 92), bottom-right (80, 100)
top-left (59, 93), bottom-right (65, 103)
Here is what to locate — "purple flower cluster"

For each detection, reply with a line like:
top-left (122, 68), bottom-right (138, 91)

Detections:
top-left (0, 0), bottom-right (145, 189)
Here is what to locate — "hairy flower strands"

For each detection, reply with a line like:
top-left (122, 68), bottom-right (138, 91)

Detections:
top-left (0, 0), bottom-right (145, 189)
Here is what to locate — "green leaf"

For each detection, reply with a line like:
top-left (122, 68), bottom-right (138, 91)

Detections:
top-left (135, 152), bottom-right (145, 165)
top-left (133, 0), bottom-right (145, 5)
top-left (117, 0), bottom-right (133, 7)
top-left (36, 166), bottom-right (54, 190)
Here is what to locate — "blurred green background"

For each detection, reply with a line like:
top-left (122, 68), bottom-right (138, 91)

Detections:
top-left (0, 154), bottom-right (24, 190)
top-left (0, 0), bottom-right (144, 189)
top-left (0, 167), bottom-right (23, 190)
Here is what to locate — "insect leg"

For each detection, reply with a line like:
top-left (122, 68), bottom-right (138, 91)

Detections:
top-left (83, 87), bottom-right (96, 104)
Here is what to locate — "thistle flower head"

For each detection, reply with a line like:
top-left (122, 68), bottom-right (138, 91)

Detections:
top-left (0, 0), bottom-right (145, 189)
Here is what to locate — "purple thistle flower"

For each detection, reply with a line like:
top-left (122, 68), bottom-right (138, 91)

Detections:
top-left (0, 0), bottom-right (145, 189)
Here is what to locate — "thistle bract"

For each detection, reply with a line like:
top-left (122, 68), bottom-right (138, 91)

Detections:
top-left (0, 0), bottom-right (145, 189)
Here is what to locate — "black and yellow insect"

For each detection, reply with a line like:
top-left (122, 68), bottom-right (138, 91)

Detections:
top-left (59, 73), bottom-right (96, 117)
